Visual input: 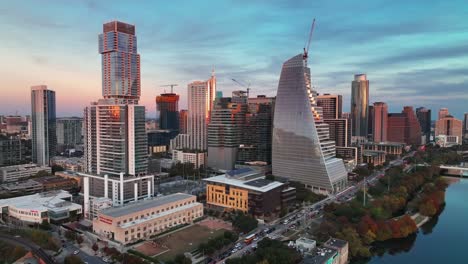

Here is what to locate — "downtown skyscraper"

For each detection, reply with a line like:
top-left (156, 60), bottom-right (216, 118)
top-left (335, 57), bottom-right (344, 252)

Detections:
top-left (372, 102), bottom-right (388, 143)
top-left (156, 93), bottom-right (180, 130)
top-left (84, 21), bottom-right (147, 176)
top-left (272, 54), bottom-right (347, 194)
top-left (351, 74), bottom-right (369, 141)
top-left (416, 107), bottom-right (432, 144)
top-left (31, 85), bottom-right (56, 166)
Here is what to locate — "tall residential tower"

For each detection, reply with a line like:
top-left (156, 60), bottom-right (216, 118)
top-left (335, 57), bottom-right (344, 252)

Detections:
top-left (31, 85), bottom-right (56, 166)
top-left (351, 74), bottom-right (369, 141)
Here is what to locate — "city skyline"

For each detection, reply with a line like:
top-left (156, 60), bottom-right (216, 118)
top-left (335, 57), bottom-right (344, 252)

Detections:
top-left (1, 0), bottom-right (468, 119)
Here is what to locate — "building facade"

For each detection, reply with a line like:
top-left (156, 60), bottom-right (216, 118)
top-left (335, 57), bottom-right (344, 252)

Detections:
top-left (0, 136), bottom-right (28, 166)
top-left (387, 106), bottom-right (421, 145)
top-left (99, 21), bottom-right (140, 105)
top-left (435, 112), bottom-right (463, 144)
top-left (31, 85), bottom-right (56, 166)
top-left (56, 117), bottom-right (83, 151)
top-left (92, 193), bottom-right (203, 245)
top-left (464, 113), bottom-right (468, 141)
top-left (172, 150), bottom-right (206, 169)
top-left (207, 93), bottom-right (248, 170)
top-left (272, 54), bottom-right (348, 194)
top-left (351, 74), bottom-right (369, 140)
top-left (0, 190), bottom-right (82, 224)
top-left (0, 164), bottom-right (51, 183)
top-left (179, 109), bottom-right (188, 134)
top-left (203, 168), bottom-right (295, 217)
top-left (416, 107), bottom-right (432, 144)
top-left (317, 94), bottom-right (342, 119)
top-left (156, 93), bottom-right (179, 130)
top-left (323, 119), bottom-right (350, 147)
top-left (372, 102), bottom-right (388, 143)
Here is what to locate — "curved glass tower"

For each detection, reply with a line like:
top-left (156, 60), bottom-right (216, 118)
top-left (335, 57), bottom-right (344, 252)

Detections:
top-left (272, 54), bottom-right (347, 194)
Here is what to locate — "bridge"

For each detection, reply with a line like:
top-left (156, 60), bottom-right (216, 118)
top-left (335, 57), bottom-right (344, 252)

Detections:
top-left (439, 164), bottom-right (468, 177)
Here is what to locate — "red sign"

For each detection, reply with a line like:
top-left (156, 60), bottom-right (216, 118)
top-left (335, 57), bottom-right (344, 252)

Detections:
top-left (99, 216), bottom-right (113, 225)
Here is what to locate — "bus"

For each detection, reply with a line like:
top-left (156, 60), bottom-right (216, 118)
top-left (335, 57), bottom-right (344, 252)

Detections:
top-left (244, 233), bottom-right (256, 244)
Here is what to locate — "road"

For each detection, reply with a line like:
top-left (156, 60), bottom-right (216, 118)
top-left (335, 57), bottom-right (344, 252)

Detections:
top-left (62, 240), bottom-right (108, 264)
top-left (0, 234), bottom-right (56, 264)
top-left (217, 154), bottom-right (414, 263)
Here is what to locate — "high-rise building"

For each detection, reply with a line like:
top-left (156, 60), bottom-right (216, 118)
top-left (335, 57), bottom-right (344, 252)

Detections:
top-left (323, 119), bottom-right (350, 147)
top-left (464, 113), bottom-right (468, 141)
top-left (56, 117), bottom-right (83, 151)
top-left (372, 102), bottom-right (388, 143)
top-left (416, 107), bottom-right (431, 143)
top-left (435, 109), bottom-right (463, 144)
top-left (179, 110), bottom-right (188, 134)
top-left (99, 21), bottom-right (140, 105)
top-left (438, 108), bottom-right (449, 120)
top-left (238, 95), bottom-right (275, 164)
top-left (272, 54), bottom-right (347, 194)
top-left (351, 74), bottom-right (369, 140)
top-left (84, 102), bottom-right (147, 176)
top-left (387, 106), bottom-right (421, 145)
top-left (317, 94), bottom-right (342, 119)
top-left (31, 85), bottom-right (56, 166)
top-left (0, 136), bottom-right (28, 166)
top-left (186, 73), bottom-right (216, 151)
top-left (367, 105), bottom-right (374, 139)
top-left (207, 92), bottom-right (248, 170)
top-left (156, 93), bottom-right (179, 130)
top-left (84, 21), bottom-right (147, 177)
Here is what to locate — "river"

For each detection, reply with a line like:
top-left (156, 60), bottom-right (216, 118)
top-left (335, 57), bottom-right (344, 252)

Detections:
top-left (357, 177), bottom-right (468, 264)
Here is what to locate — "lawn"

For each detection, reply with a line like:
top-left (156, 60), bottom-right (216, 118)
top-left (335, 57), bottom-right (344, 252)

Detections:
top-left (155, 224), bottom-right (226, 261)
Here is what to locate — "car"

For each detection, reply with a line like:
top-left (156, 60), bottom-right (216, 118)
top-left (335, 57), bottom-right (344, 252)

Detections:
top-left (102, 258), bottom-right (109, 263)
top-left (73, 250), bottom-right (80, 255)
top-left (231, 249), bottom-right (238, 253)
top-left (253, 237), bottom-right (259, 241)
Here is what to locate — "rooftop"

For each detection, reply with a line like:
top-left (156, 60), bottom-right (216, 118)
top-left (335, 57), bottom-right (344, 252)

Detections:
top-left (302, 247), bottom-right (338, 264)
top-left (203, 173), bottom-right (284, 193)
top-left (99, 193), bottom-right (194, 218)
top-left (324, 238), bottom-right (348, 249)
top-left (0, 190), bottom-right (81, 212)
top-left (363, 150), bottom-right (386, 157)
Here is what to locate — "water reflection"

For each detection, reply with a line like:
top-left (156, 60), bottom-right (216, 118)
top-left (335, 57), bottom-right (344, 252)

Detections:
top-left (420, 204), bottom-right (445, 235)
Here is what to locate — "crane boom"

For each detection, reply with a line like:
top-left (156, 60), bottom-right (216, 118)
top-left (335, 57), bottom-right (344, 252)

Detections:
top-left (231, 78), bottom-right (251, 98)
top-left (303, 18), bottom-right (316, 60)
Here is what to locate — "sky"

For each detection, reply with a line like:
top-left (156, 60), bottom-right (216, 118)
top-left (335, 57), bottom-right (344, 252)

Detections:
top-left (1, 0), bottom-right (467, 119)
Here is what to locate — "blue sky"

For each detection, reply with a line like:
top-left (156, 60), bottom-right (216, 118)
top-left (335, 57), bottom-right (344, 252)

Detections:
top-left (1, 0), bottom-right (467, 119)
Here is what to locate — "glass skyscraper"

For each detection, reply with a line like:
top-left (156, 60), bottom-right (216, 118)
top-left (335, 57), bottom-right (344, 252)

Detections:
top-left (84, 21), bottom-right (147, 176)
top-left (351, 74), bottom-right (369, 140)
top-left (99, 21), bottom-right (140, 104)
top-left (31, 85), bottom-right (56, 166)
top-left (272, 54), bottom-right (347, 194)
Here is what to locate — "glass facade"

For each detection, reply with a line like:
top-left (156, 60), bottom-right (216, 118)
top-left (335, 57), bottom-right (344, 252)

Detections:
top-left (272, 54), bottom-right (347, 194)
top-left (99, 21), bottom-right (140, 104)
top-left (351, 74), bottom-right (369, 139)
top-left (31, 86), bottom-right (56, 166)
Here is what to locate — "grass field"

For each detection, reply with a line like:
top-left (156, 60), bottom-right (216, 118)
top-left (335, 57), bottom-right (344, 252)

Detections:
top-left (155, 224), bottom-right (226, 261)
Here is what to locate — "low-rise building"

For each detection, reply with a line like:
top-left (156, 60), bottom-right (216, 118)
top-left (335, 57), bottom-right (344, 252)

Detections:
top-left (33, 176), bottom-right (79, 192)
top-left (172, 150), bottom-right (206, 169)
top-left (361, 142), bottom-right (405, 156)
top-left (0, 190), bottom-right (82, 224)
top-left (435, 135), bottom-right (461, 147)
top-left (89, 197), bottom-right (113, 220)
top-left (203, 168), bottom-right (295, 218)
top-left (0, 179), bottom-right (43, 196)
top-left (0, 164), bottom-right (51, 183)
top-left (362, 150), bottom-right (386, 167)
top-left (51, 157), bottom-right (84, 172)
top-left (92, 193), bottom-right (203, 245)
top-left (324, 238), bottom-right (349, 264)
top-left (295, 237), bottom-right (316, 253)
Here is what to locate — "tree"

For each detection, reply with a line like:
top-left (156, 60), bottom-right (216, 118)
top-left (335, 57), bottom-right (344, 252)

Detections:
top-left (64, 255), bottom-right (84, 264)
top-left (232, 211), bottom-right (258, 233)
top-left (34, 170), bottom-right (51, 178)
top-left (265, 174), bottom-right (275, 181)
top-left (39, 220), bottom-right (52, 230)
top-left (336, 227), bottom-right (370, 258)
top-left (52, 164), bottom-right (65, 174)
top-left (64, 230), bottom-right (77, 242)
top-left (76, 235), bottom-right (84, 245)
top-left (419, 201), bottom-right (437, 216)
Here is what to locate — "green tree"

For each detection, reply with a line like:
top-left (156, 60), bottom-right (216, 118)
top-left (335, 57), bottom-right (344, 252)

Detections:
top-left (52, 164), bottom-right (65, 174)
top-left (173, 254), bottom-right (192, 264)
top-left (64, 255), bottom-right (84, 264)
top-left (232, 211), bottom-right (258, 233)
top-left (336, 227), bottom-right (371, 258)
top-left (39, 220), bottom-right (52, 230)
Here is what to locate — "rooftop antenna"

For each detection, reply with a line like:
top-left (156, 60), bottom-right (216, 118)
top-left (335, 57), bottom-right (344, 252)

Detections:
top-left (303, 18), bottom-right (316, 60)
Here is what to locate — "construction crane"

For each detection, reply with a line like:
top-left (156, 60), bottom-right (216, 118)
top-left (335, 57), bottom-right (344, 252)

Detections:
top-left (231, 78), bottom-right (250, 98)
top-left (303, 18), bottom-right (316, 60)
top-left (160, 84), bottom-right (178, 93)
